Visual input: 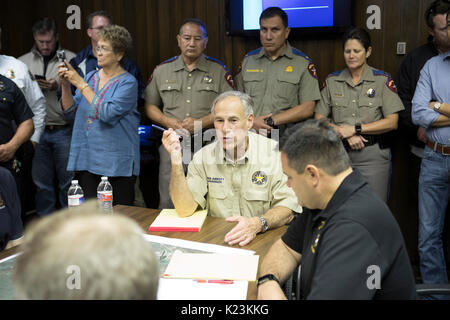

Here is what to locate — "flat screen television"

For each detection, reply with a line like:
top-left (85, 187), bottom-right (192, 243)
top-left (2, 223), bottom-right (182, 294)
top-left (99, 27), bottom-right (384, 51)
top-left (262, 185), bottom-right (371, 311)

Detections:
top-left (226, 0), bottom-right (352, 36)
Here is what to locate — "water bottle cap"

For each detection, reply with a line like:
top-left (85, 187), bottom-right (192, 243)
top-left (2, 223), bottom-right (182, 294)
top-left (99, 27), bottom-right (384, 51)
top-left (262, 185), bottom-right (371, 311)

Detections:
top-left (72, 180), bottom-right (78, 184)
top-left (101, 177), bottom-right (108, 181)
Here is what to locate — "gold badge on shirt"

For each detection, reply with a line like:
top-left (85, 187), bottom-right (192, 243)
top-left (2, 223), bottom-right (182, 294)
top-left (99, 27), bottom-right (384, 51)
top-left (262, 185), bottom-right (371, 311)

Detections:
top-left (367, 88), bottom-right (376, 98)
top-left (285, 66), bottom-right (293, 73)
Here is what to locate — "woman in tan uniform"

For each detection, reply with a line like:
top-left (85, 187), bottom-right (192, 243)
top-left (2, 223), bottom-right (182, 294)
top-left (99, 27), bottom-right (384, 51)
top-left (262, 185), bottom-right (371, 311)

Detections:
top-left (315, 27), bottom-right (404, 202)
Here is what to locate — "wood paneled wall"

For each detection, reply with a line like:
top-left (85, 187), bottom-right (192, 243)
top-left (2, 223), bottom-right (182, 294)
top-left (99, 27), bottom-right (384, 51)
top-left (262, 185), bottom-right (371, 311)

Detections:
top-left (1, 0), bottom-right (435, 84)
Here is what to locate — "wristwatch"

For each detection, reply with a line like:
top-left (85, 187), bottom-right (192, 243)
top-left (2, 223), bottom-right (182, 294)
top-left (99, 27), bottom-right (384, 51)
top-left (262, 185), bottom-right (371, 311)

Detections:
top-left (355, 124), bottom-right (362, 135)
top-left (433, 102), bottom-right (442, 112)
top-left (264, 117), bottom-right (275, 128)
top-left (257, 274), bottom-right (280, 287)
top-left (260, 216), bottom-right (269, 233)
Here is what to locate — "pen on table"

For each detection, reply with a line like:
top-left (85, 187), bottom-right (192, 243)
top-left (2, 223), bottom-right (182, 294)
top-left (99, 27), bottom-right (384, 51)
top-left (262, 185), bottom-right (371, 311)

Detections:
top-left (195, 280), bottom-right (234, 284)
top-left (152, 124), bottom-right (183, 141)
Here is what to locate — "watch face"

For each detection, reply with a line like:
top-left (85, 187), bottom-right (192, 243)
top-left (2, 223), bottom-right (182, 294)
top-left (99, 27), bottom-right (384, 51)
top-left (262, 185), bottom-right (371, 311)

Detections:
top-left (265, 117), bottom-right (274, 127)
top-left (434, 102), bottom-right (441, 110)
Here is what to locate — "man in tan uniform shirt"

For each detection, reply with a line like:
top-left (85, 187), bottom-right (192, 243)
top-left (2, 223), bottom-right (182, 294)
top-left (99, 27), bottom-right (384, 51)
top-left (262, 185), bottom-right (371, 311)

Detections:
top-left (234, 7), bottom-right (321, 136)
top-left (162, 91), bottom-right (301, 247)
top-left (144, 19), bottom-right (233, 209)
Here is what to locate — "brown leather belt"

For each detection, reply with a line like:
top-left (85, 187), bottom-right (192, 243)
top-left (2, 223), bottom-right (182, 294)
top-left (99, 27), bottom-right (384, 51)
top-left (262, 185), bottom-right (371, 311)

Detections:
top-left (426, 140), bottom-right (450, 156)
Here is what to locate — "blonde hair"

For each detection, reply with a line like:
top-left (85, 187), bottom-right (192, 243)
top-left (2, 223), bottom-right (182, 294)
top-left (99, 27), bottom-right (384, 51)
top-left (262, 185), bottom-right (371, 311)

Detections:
top-left (14, 201), bottom-right (159, 300)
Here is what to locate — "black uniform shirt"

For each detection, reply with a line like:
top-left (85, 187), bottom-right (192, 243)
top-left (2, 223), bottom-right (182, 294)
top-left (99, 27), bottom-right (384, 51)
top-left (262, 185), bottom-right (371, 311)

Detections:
top-left (282, 170), bottom-right (417, 300)
top-left (0, 74), bottom-right (34, 146)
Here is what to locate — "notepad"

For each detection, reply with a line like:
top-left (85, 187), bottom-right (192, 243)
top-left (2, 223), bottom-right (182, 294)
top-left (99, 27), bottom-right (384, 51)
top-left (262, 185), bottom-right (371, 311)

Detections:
top-left (148, 209), bottom-right (208, 232)
top-left (163, 250), bottom-right (260, 281)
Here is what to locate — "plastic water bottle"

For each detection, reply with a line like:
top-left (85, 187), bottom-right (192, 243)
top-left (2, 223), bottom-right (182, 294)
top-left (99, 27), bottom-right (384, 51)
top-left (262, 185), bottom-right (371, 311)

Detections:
top-left (67, 180), bottom-right (84, 209)
top-left (97, 177), bottom-right (113, 213)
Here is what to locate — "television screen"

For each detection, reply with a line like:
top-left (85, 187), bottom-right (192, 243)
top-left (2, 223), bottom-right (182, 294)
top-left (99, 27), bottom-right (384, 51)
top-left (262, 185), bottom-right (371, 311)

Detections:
top-left (227, 0), bottom-right (351, 35)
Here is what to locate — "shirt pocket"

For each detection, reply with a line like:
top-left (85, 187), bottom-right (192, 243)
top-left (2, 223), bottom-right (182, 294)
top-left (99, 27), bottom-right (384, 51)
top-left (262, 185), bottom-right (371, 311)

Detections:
top-left (242, 72), bottom-right (265, 99)
top-left (276, 72), bottom-right (300, 105)
top-left (357, 97), bottom-right (383, 124)
top-left (242, 189), bottom-right (271, 217)
top-left (159, 82), bottom-right (182, 113)
top-left (207, 183), bottom-right (230, 216)
top-left (194, 81), bottom-right (219, 113)
top-left (330, 96), bottom-right (351, 124)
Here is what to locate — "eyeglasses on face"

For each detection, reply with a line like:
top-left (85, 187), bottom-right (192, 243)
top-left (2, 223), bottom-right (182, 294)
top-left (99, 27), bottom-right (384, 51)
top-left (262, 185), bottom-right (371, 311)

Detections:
top-left (94, 46), bottom-right (113, 53)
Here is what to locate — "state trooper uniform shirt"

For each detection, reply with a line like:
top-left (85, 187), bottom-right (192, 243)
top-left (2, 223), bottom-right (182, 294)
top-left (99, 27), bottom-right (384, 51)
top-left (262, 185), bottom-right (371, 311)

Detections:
top-left (186, 131), bottom-right (301, 218)
top-left (235, 42), bottom-right (321, 117)
top-left (316, 65), bottom-right (404, 126)
top-left (144, 54), bottom-right (233, 122)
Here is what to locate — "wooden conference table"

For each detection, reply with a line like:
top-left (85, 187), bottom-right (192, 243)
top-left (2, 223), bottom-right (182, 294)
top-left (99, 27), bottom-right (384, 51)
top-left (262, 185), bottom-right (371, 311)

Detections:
top-left (0, 205), bottom-right (288, 300)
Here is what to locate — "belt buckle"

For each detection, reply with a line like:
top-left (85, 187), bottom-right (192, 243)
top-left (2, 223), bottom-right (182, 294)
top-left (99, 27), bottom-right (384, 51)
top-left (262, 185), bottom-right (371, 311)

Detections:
top-left (443, 146), bottom-right (450, 156)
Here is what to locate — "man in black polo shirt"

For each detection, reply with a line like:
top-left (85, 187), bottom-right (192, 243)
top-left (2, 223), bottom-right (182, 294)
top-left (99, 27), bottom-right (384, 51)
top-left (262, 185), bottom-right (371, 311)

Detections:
top-left (0, 74), bottom-right (35, 225)
top-left (257, 120), bottom-right (417, 300)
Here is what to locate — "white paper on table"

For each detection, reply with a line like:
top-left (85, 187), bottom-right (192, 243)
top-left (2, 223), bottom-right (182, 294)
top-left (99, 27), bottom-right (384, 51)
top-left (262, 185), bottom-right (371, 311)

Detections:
top-left (163, 251), bottom-right (259, 281)
top-left (142, 234), bottom-right (255, 255)
top-left (157, 278), bottom-right (248, 300)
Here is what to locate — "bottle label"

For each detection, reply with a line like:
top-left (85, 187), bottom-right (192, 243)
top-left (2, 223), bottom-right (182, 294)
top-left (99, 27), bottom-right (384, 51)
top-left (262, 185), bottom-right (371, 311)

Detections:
top-left (97, 191), bottom-right (113, 202)
top-left (68, 195), bottom-right (84, 207)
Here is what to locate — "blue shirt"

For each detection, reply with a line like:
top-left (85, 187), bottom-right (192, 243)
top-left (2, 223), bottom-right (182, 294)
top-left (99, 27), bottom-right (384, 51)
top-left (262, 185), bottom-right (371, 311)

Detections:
top-left (65, 70), bottom-right (140, 177)
top-left (412, 51), bottom-right (450, 145)
top-left (70, 45), bottom-right (145, 105)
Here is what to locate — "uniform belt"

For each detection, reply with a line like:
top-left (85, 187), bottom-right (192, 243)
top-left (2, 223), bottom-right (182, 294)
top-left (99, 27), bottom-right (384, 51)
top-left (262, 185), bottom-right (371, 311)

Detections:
top-left (45, 124), bottom-right (69, 131)
top-left (426, 140), bottom-right (450, 156)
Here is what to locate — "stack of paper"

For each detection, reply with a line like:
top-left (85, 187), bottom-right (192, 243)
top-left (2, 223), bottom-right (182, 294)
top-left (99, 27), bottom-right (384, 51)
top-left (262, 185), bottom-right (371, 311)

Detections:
top-left (157, 279), bottom-right (249, 300)
top-left (163, 250), bottom-right (260, 281)
top-left (148, 209), bottom-right (207, 232)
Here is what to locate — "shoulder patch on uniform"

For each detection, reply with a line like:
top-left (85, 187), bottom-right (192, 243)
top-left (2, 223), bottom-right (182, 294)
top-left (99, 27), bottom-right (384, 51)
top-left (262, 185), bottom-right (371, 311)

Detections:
top-left (308, 62), bottom-right (318, 80)
top-left (292, 48), bottom-right (318, 79)
top-left (146, 56), bottom-right (179, 85)
top-left (372, 69), bottom-right (398, 93)
top-left (206, 56), bottom-right (234, 88)
top-left (386, 77), bottom-right (398, 93)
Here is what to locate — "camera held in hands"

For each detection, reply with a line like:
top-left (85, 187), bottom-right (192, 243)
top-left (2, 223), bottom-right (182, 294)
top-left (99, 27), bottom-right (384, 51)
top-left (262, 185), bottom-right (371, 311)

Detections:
top-left (56, 50), bottom-right (66, 63)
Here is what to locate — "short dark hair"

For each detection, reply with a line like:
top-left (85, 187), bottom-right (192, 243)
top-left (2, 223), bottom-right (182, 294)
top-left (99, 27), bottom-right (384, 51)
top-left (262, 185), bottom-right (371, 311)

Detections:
top-left (179, 18), bottom-right (208, 38)
top-left (260, 7), bottom-right (288, 28)
top-left (32, 17), bottom-right (58, 36)
top-left (342, 27), bottom-right (372, 51)
top-left (425, 0), bottom-right (450, 28)
top-left (280, 119), bottom-right (351, 176)
top-left (87, 10), bottom-right (112, 28)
